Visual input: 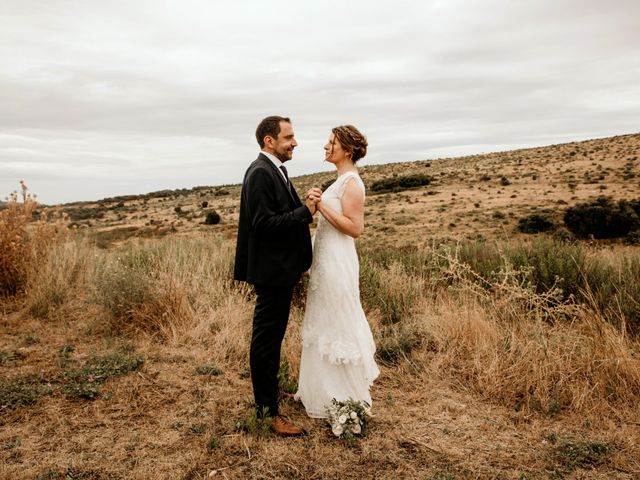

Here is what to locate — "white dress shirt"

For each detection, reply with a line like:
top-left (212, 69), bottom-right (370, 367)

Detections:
top-left (261, 151), bottom-right (289, 185)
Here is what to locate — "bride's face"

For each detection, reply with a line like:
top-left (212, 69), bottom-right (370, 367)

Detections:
top-left (324, 133), bottom-right (349, 164)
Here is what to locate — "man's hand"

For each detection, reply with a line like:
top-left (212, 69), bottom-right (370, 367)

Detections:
top-left (305, 187), bottom-right (322, 215)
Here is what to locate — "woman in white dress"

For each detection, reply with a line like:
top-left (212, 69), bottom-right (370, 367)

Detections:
top-left (295, 125), bottom-right (380, 418)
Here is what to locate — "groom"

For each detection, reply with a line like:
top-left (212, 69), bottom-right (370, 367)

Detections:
top-left (234, 116), bottom-right (321, 436)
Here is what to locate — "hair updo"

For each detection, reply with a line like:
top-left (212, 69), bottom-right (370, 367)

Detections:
top-left (332, 125), bottom-right (368, 163)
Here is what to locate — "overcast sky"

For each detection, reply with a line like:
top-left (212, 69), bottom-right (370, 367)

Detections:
top-left (1, 0), bottom-right (639, 204)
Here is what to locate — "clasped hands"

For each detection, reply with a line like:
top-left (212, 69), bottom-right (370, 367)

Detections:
top-left (305, 187), bottom-right (322, 215)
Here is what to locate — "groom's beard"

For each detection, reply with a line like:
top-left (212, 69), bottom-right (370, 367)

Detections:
top-left (274, 147), bottom-right (294, 162)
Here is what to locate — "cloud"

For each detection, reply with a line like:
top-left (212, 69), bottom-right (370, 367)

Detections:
top-left (1, 0), bottom-right (639, 203)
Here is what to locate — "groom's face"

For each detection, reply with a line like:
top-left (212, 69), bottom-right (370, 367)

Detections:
top-left (267, 121), bottom-right (297, 162)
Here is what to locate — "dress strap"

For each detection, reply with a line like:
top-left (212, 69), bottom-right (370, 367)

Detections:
top-left (337, 172), bottom-right (365, 198)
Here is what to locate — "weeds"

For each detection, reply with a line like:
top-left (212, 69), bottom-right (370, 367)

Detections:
top-left (63, 351), bottom-right (143, 400)
top-left (235, 407), bottom-right (273, 437)
top-left (548, 438), bottom-right (611, 474)
top-left (0, 350), bottom-right (26, 366)
top-left (376, 323), bottom-right (423, 364)
top-left (277, 358), bottom-right (297, 394)
top-left (0, 374), bottom-right (52, 410)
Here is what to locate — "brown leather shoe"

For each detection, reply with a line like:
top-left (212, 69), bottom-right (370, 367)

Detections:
top-left (270, 415), bottom-right (304, 436)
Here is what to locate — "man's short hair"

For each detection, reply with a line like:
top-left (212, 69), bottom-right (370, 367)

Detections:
top-left (255, 116), bottom-right (291, 148)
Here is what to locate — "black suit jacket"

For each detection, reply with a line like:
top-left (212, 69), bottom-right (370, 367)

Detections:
top-left (234, 153), bottom-right (313, 287)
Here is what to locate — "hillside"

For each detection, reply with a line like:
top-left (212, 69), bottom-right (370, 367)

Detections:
top-left (57, 132), bottom-right (640, 248)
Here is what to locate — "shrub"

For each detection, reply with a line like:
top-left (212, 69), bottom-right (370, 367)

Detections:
top-left (517, 214), bottom-right (555, 234)
top-left (508, 238), bottom-right (585, 301)
top-left (0, 182), bottom-right (67, 296)
top-left (376, 323), bottom-right (422, 364)
top-left (204, 210), bottom-right (221, 225)
top-left (370, 174), bottom-right (431, 194)
top-left (549, 439), bottom-right (611, 473)
top-left (564, 196), bottom-right (640, 239)
top-left (0, 374), bottom-right (52, 410)
top-left (321, 179), bottom-right (334, 191)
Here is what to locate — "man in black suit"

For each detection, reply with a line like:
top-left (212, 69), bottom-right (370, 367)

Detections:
top-left (234, 116), bottom-right (321, 436)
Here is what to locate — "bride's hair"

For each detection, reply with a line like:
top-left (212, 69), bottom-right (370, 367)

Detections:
top-left (332, 125), bottom-right (368, 163)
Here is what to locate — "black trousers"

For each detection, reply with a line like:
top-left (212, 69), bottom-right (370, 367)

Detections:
top-left (250, 284), bottom-right (295, 417)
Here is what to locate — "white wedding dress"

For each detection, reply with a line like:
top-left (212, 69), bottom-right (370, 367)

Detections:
top-left (295, 171), bottom-right (380, 418)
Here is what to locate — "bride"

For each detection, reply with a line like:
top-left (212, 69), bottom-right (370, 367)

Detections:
top-left (295, 125), bottom-right (380, 418)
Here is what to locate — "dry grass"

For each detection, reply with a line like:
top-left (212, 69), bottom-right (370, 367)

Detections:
top-left (2, 233), bottom-right (639, 478)
top-left (0, 189), bottom-right (67, 298)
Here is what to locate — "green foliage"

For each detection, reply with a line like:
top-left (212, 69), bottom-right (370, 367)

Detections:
top-left (0, 374), bottom-right (51, 410)
top-left (63, 351), bottom-right (143, 400)
top-left (517, 214), bottom-right (555, 234)
top-left (206, 433), bottom-right (221, 450)
top-left (235, 407), bottom-right (273, 437)
top-left (507, 238), bottom-right (585, 300)
top-left (0, 349), bottom-right (26, 366)
top-left (564, 196), bottom-right (640, 239)
top-left (370, 173), bottom-right (431, 194)
top-left (360, 238), bottom-right (640, 335)
top-left (277, 357), bottom-right (297, 394)
top-left (92, 248), bottom-right (156, 323)
top-left (321, 178), bottom-right (334, 191)
top-left (376, 324), bottom-right (422, 364)
top-left (550, 439), bottom-right (611, 472)
top-left (626, 229), bottom-right (640, 245)
top-left (3, 436), bottom-right (21, 450)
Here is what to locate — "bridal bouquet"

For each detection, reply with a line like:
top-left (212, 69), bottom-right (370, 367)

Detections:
top-left (326, 398), bottom-right (371, 439)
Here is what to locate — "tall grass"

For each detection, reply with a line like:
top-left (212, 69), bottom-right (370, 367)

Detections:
top-left (358, 238), bottom-right (640, 415)
top-left (91, 236), bottom-right (254, 355)
top-left (0, 188), bottom-right (67, 297)
top-left (26, 239), bottom-right (90, 319)
top-left (2, 196), bottom-right (639, 418)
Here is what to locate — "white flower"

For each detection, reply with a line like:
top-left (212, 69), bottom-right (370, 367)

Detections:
top-left (350, 411), bottom-right (358, 420)
top-left (353, 423), bottom-right (361, 434)
top-left (332, 424), bottom-right (344, 436)
top-left (338, 414), bottom-right (347, 424)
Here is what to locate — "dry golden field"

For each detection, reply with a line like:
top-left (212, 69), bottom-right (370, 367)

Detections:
top-left (1, 133), bottom-right (640, 479)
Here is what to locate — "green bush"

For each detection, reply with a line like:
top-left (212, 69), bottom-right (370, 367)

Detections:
top-left (507, 239), bottom-right (585, 301)
top-left (564, 196), bottom-right (640, 239)
top-left (517, 214), bottom-right (555, 234)
top-left (204, 210), bottom-right (221, 225)
top-left (370, 174), bottom-right (431, 194)
top-left (92, 248), bottom-right (156, 324)
top-left (0, 374), bottom-right (52, 410)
